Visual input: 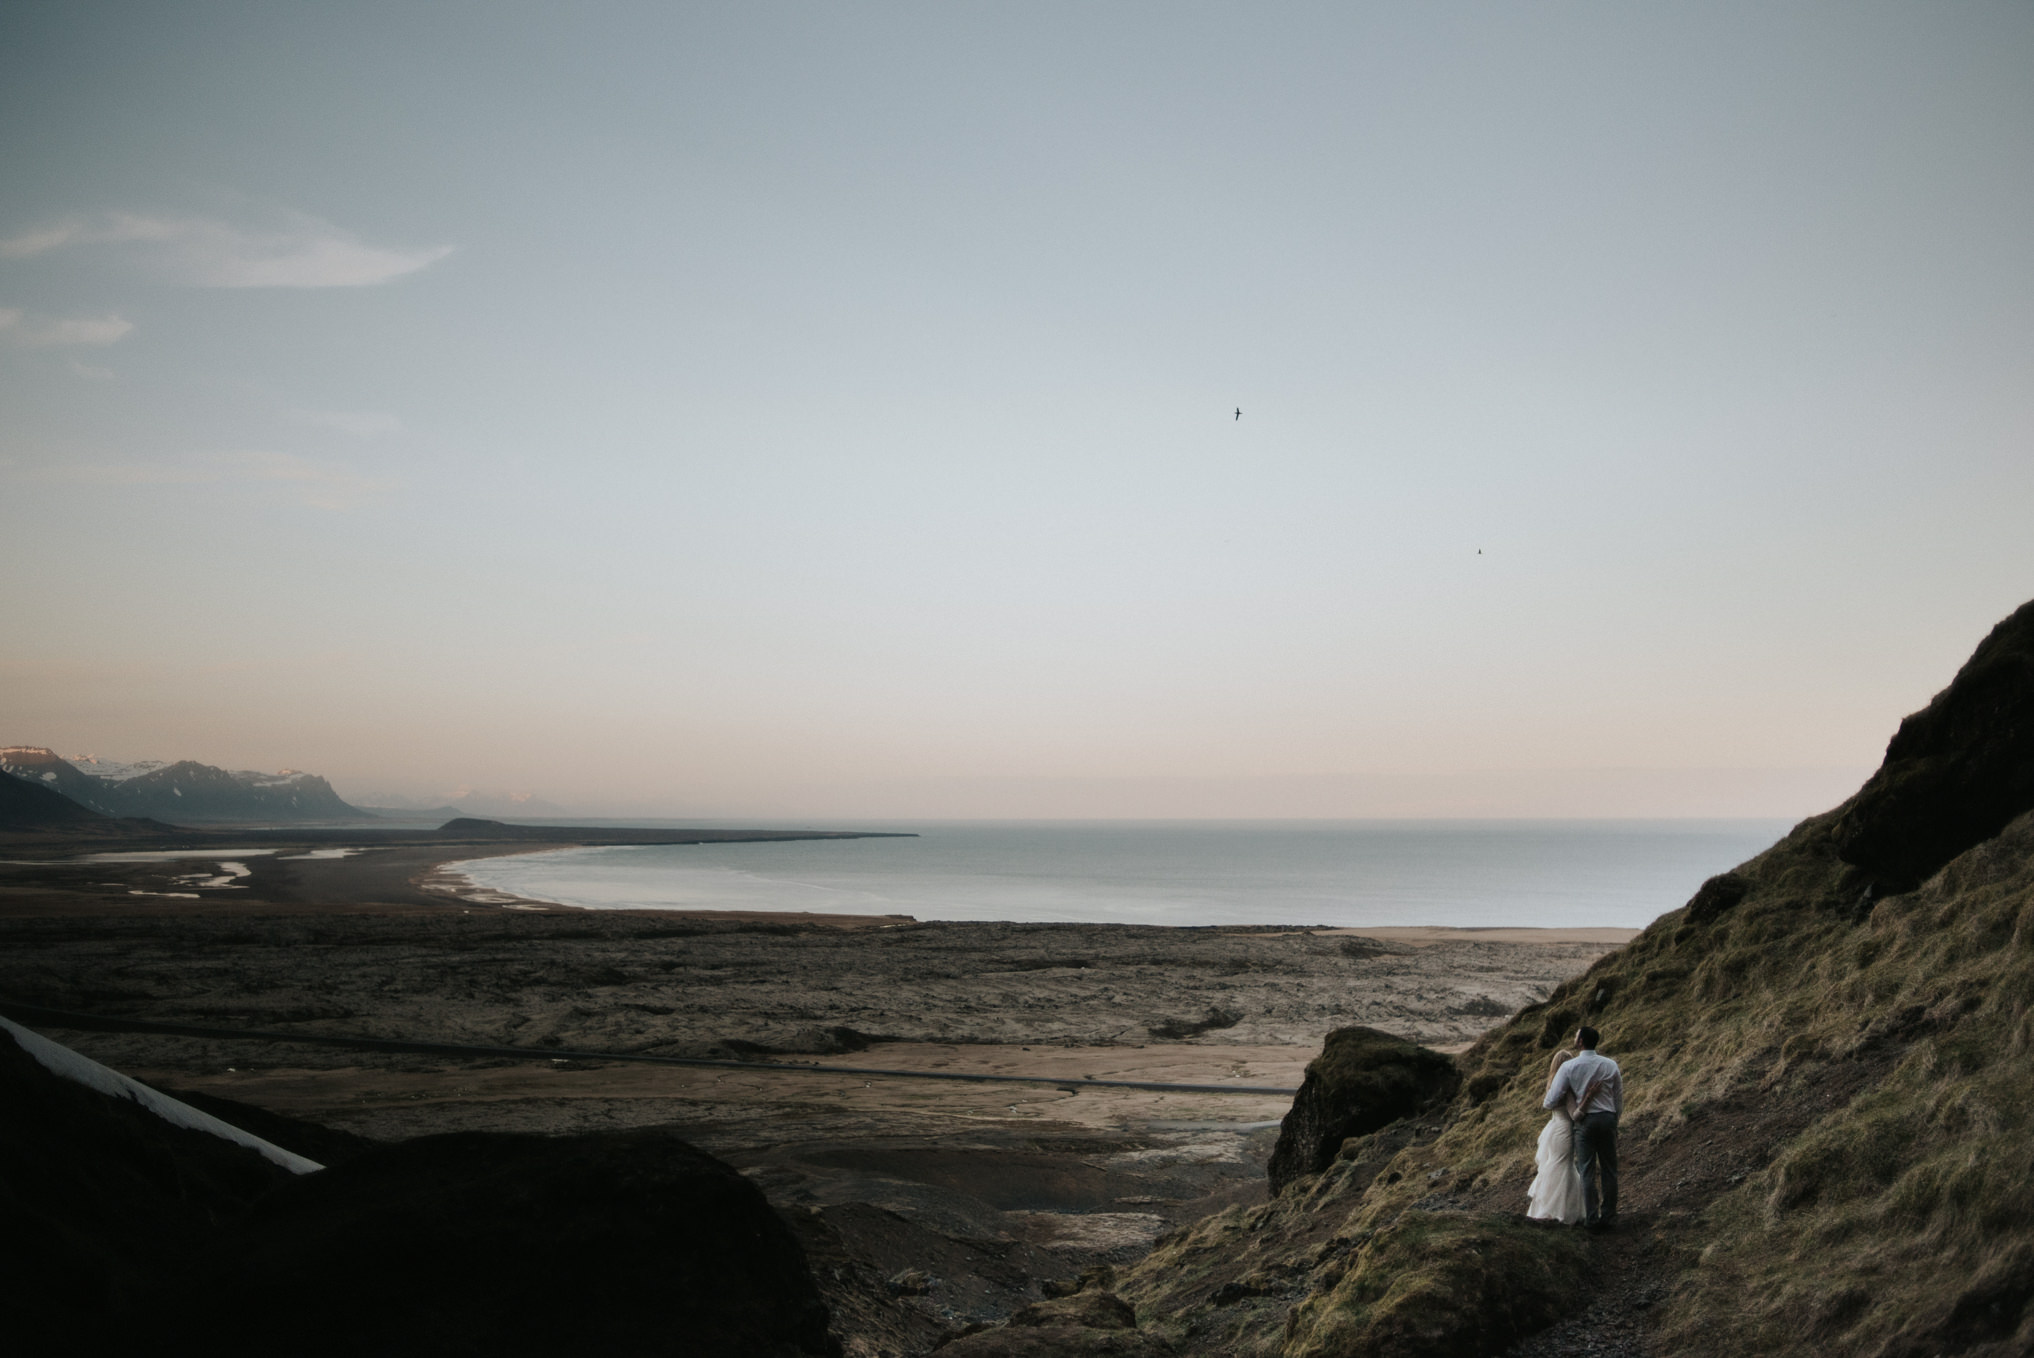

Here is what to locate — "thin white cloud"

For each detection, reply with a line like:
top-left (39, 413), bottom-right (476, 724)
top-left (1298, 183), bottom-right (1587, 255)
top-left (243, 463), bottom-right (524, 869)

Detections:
top-left (26, 450), bottom-right (396, 509)
top-left (289, 407), bottom-right (405, 438)
top-left (0, 210), bottom-right (451, 288)
top-left (205, 450), bottom-right (396, 509)
top-left (0, 223), bottom-right (85, 258)
top-left (45, 462), bottom-right (211, 487)
top-left (0, 308), bottom-right (135, 347)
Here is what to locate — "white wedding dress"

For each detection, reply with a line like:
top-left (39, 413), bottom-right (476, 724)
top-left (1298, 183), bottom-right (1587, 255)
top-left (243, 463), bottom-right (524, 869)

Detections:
top-left (1525, 1110), bottom-right (1587, 1224)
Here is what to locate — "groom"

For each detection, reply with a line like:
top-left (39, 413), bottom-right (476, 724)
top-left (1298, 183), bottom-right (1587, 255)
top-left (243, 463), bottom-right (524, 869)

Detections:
top-left (1543, 1026), bottom-right (1622, 1229)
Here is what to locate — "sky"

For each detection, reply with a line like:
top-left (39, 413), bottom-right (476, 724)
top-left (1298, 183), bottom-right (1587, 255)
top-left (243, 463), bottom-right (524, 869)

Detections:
top-left (3, 2), bottom-right (2032, 820)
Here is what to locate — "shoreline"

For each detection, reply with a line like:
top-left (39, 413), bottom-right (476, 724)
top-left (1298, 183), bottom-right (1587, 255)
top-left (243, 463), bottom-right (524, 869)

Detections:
top-left (341, 842), bottom-right (1648, 943)
top-left (429, 844), bottom-right (1649, 941)
top-left (0, 836), bottom-right (1649, 942)
top-left (415, 843), bottom-right (587, 910)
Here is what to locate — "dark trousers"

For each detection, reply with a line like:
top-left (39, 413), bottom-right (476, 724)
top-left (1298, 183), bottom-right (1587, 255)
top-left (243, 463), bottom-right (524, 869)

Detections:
top-left (1575, 1111), bottom-right (1619, 1222)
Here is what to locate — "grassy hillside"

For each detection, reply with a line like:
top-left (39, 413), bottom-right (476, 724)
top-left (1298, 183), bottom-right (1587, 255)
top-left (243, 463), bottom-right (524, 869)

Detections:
top-left (1084, 601), bottom-right (2034, 1358)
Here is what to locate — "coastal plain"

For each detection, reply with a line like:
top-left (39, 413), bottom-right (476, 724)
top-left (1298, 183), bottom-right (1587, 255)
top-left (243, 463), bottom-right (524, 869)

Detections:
top-left (0, 839), bottom-right (1624, 1350)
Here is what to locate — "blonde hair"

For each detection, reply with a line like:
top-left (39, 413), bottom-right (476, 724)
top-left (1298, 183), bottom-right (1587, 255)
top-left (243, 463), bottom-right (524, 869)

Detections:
top-left (1546, 1048), bottom-right (1575, 1087)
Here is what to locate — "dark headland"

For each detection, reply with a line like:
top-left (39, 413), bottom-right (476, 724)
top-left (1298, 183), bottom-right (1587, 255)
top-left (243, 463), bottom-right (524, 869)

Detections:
top-left (9, 597), bottom-right (2034, 1355)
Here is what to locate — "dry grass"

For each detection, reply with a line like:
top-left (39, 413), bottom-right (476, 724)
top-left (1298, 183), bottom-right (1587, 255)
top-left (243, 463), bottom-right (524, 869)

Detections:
top-left (1116, 803), bottom-right (2034, 1355)
top-left (1280, 1213), bottom-right (1590, 1358)
top-left (1647, 815), bottom-right (2034, 1357)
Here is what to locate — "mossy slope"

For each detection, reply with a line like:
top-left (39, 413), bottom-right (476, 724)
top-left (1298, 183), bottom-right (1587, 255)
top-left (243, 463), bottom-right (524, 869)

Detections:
top-left (1109, 599), bottom-right (2034, 1357)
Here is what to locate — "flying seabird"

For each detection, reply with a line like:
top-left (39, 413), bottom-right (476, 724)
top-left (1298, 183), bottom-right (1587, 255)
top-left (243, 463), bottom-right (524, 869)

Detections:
top-left (1235, 407), bottom-right (1241, 421)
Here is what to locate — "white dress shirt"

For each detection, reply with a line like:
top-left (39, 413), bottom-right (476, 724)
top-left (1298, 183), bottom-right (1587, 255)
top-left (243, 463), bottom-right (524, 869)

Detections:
top-left (1543, 1049), bottom-right (1622, 1117)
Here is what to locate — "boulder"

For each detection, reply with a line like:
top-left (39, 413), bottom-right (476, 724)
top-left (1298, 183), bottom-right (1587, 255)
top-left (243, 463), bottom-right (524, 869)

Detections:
top-left (1266, 1027), bottom-right (1460, 1195)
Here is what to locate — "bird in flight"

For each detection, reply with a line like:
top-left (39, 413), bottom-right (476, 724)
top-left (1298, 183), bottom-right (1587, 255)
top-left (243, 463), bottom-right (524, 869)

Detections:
top-left (1235, 407), bottom-right (1242, 421)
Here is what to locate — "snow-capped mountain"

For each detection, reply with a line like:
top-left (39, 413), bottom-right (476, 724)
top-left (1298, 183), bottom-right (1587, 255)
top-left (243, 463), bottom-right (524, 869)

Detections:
top-left (0, 747), bottom-right (372, 824)
top-left (61, 754), bottom-right (170, 782)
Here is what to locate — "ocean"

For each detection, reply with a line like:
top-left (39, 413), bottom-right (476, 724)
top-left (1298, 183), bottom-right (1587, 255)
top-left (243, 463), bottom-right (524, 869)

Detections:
top-left (448, 818), bottom-right (1793, 929)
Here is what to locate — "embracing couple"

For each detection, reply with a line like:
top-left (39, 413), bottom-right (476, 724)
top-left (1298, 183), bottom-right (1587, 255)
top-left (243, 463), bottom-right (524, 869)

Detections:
top-left (1526, 1025), bottom-right (1621, 1231)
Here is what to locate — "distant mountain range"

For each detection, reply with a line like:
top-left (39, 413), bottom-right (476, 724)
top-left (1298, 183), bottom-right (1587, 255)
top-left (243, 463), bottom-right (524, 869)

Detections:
top-left (0, 748), bottom-right (368, 826)
top-left (0, 746), bottom-right (575, 829)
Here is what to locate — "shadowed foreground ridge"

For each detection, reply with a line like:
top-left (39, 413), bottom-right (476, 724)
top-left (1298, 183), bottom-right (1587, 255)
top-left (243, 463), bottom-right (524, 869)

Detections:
top-left (949, 598), bottom-right (2034, 1357)
top-left (189, 1128), bottom-right (838, 1358)
top-left (1, 1027), bottom-right (838, 1358)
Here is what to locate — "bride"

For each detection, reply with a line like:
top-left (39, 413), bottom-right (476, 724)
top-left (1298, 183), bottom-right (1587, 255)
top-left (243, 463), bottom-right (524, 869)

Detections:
top-left (1526, 1048), bottom-right (1588, 1224)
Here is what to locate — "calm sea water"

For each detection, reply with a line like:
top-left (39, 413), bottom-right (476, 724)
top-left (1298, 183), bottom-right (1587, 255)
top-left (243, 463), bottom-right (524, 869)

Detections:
top-left (450, 819), bottom-right (1791, 929)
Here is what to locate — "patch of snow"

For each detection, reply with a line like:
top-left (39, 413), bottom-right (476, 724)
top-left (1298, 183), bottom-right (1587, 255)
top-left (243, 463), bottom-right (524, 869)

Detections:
top-left (69, 756), bottom-right (167, 782)
top-left (1, 1016), bottom-right (321, 1174)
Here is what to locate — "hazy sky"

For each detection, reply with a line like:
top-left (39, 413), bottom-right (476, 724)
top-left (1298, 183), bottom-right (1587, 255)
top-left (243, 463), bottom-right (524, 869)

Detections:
top-left (4, 3), bottom-right (2032, 819)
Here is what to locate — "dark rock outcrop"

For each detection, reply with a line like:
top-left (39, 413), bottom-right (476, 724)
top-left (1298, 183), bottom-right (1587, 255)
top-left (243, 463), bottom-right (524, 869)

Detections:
top-left (0, 1023), bottom-right (306, 1356)
top-left (1833, 598), bottom-right (2034, 891)
top-left (187, 1127), bottom-right (838, 1358)
top-left (1266, 1026), bottom-right (1460, 1195)
top-left (3, 1020), bottom-right (838, 1358)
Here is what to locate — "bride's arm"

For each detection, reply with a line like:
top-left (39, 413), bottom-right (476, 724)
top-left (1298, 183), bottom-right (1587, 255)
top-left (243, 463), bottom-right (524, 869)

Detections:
top-left (1541, 1052), bottom-right (1576, 1111)
top-left (1544, 1073), bottom-right (1574, 1119)
top-left (1571, 1074), bottom-right (1603, 1119)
